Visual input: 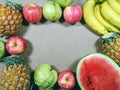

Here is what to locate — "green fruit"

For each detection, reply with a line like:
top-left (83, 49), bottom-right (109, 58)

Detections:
top-left (41, 70), bottom-right (57, 88)
top-left (34, 64), bottom-right (58, 89)
top-left (55, 0), bottom-right (73, 7)
top-left (43, 1), bottom-right (62, 21)
top-left (0, 40), bottom-right (5, 58)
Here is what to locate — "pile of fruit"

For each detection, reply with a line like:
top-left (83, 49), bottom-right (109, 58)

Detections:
top-left (1, 0), bottom-right (120, 90)
top-left (22, 0), bottom-right (83, 24)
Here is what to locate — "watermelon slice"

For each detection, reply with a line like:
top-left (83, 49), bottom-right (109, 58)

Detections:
top-left (76, 53), bottom-right (120, 90)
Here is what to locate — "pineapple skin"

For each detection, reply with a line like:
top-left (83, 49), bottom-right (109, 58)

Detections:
top-left (100, 33), bottom-right (120, 65)
top-left (0, 5), bottom-right (22, 36)
top-left (0, 64), bottom-right (30, 90)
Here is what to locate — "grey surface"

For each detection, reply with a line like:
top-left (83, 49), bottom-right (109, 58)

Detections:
top-left (0, 0), bottom-right (99, 89)
top-left (0, 0), bottom-right (100, 73)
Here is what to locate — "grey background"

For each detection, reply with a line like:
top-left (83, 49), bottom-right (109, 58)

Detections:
top-left (0, 0), bottom-right (99, 89)
top-left (0, 0), bottom-right (100, 74)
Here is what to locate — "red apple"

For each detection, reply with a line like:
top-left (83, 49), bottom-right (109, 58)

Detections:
top-left (6, 36), bottom-right (26, 55)
top-left (57, 70), bottom-right (76, 89)
top-left (23, 3), bottom-right (42, 23)
top-left (63, 5), bottom-right (83, 24)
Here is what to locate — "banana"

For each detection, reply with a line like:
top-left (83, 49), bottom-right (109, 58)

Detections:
top-left (83, 0), bottom-right (108, 35)
top-left (116, 0), bottom-right (120, 3)
top-left (94, 4), bottom-right (120, 33)
top-left (100, 1), bottom-right (120, 29)
top-left (107, 0), bottom-right (120, 15)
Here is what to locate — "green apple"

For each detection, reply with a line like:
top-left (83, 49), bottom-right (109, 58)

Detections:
top-left (55, 0), bottom-right (73, 7)
top-left (43, 1), bottom-right (62, 21)
top-left (34, 64), bottom-right (58, 89)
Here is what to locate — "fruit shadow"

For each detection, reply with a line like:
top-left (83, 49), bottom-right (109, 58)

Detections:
top-left (68, 58), bottom-right (82, 90)
top-left (94, 38), bottom-right (103, 53)
top-left (39, 14), bottom-right (47, 24)
top-left (22, 39), bottom-right (33, 72)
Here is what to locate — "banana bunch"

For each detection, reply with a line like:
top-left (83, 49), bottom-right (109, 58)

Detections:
top-left (83, 0), bottom-right (120, 35)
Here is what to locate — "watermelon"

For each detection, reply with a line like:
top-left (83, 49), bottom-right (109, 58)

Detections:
top-left (76, 53), bottom-right (120, 90)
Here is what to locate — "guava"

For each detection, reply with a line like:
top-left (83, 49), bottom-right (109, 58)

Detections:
top-left (42, 1), bottom-right (62, 21)
top-left (55, 0), bottom-right (73, 7)
top-left (0, 40), bottom-right (5, 58)
top-left (34, 64), bottom-right (58, 89)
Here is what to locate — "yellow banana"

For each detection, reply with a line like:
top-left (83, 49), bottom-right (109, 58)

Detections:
top-left (83, 0), bottom-right (108, 35)
top-left (107, 0), bottom-right (120, 15)
top-left (94, 4), bottom-right (120, 33)
top-left (100, 1), bottom-right (120, 29)
top-left (116, 0), bottom-right (120, 3)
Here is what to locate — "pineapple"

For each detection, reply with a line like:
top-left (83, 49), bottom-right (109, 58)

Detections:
top-left (0, 0), bottom-right (23, 36)
top-left (98, 32), bottom-right (120, 65)
top-left (0, 55), bottom-right (30, 90)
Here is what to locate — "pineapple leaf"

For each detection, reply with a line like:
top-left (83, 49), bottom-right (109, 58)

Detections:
top-left (5, 0), bottom-right (23, 11)
top-left (99, 32), bottom-right (120, 43)
top-left (1, 55), bottom-right (25, 66)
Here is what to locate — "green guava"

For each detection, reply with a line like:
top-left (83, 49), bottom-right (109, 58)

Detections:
top-left (41, 70), bottom-right (58, 88)
top-left (0, 40), bottom-right (5, 59)
top-left (34, 64), bottom-right (58, 89)
top-left (42, 1), bottom-right (62, 21)
top-left (55, 0), bottom-right (73, 7)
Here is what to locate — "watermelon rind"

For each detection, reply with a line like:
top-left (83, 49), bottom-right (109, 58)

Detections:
top-left (76, 53), bottom-right (120, 90)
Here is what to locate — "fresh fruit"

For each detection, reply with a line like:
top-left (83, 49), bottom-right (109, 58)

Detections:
top-left (55, 0), bottom-right (73, 7)
top-left (63, 5), bottom-right (82, 24)
top-left (100, 1), bottom-right (120, 29)
top-left (116, 0), bottom-right (120, 3)
top-left (0, 0), bottom-right (23, 36)
top-left (42, 1), bottom-right (62, 22)
top-left (23, 3), bottom-right (42, 23)
top-left (98, 32), bottom-right (120, 65)
top-left (93, 4), bottom-right (120, 33)
top-left (34, 64), bottom-right (58, 89)
top-left (76, 53), bottom-right (120, 90)
top-left (57, 70), bottom-right (76, 89)
top-left (83, 0), bottom-right (108, 35)
top-left (107, 0), bottom-right (120, 15)
top-left (6, 36), bottom-right (26, 55)
top-left (0, 55), bottom-right (30, 90)
top-left (0, 40), bottom-right (5, 58)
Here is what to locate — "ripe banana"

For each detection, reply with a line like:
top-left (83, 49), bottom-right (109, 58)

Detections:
top-left (100, 1), bottom-right (120, 29)
top-left (107, 0), bottom-right (120, 15)
top-left (94, 4), bottom-right (120, 33)
top-left (83, 0), bottom-right (108, 35)
top-left (116, 0), bottom-right (120, 3)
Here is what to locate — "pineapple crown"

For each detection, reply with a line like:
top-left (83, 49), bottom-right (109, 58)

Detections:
top-left (5, 0), bottom-right (23, 11)
top-left (1, 55), bottom-right (25, 66)
top-left (99, 32), bottom-right (120, 43)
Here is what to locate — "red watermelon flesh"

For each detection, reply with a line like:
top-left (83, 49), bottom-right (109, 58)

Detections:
top-left (76, 53), bottom-right (120, 90)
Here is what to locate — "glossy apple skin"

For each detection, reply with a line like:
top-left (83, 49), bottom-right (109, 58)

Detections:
top-left (63, 5), bottom-right (83, 24)
top-left (6, 36), bottom-right (26, 55)
top-left (57, 70), bottom-right (76, 89)
top-left (23, 3), bottom-right (42, 23)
